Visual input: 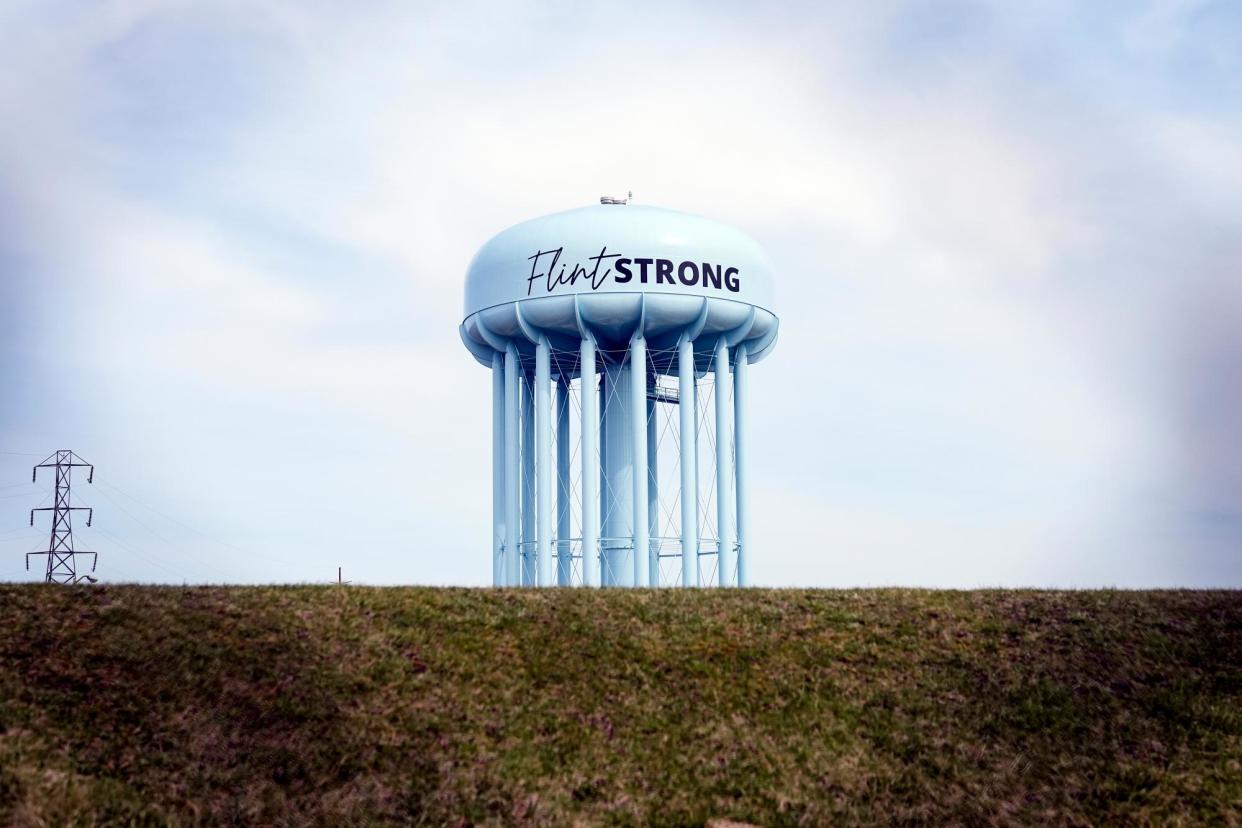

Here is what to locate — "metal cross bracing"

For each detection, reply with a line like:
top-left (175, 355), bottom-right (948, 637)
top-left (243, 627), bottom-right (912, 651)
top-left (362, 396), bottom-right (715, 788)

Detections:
top-left (500, 340), bottom-right (738, 588)
top-left (648, 355), bottom-right (683, 588)
top-left (28, 450), bottom-right (98, 584)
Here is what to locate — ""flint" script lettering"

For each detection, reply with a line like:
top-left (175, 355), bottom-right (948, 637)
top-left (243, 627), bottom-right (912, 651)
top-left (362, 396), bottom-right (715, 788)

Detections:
top-left (527, 247), bottom-right (621, 296)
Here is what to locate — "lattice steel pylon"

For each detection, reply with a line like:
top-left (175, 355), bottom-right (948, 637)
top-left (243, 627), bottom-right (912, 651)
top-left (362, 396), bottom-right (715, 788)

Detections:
top-left (29, 450), bottom-right (98, 584)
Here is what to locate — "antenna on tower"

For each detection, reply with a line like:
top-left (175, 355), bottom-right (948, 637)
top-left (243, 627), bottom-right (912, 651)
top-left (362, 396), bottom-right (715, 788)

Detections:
top-left (29, 450), bottom-right (98, 584)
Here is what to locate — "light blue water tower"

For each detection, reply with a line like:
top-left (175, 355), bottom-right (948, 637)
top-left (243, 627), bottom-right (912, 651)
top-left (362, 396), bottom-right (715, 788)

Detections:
top-left (460, 199), bottom-right (778, 587)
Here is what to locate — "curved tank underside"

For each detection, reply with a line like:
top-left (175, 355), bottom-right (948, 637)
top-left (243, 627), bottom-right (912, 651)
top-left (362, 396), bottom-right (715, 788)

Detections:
top-left (460, 293), bottom-right (779, 375)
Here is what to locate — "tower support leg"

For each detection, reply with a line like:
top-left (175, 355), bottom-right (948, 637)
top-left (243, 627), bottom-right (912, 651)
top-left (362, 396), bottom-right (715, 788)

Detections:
top-left (492, 352), bottom-right (505, 586)
top-left (535, 340), bottom-right (553, 587)
top-left (678, 337), bottom-right (698, 588)
top-left (555, 375), bottom-right (572, 585)
top-left (631, 336), bottom-right (648, 588)
top-left (601, 358), bottom-right (634, 586)
top-left (504, 345), bottom-right (521, 587)
top-left (647, 392), bottom-right (659, 586)
top-left (734, 343), bottom-right (750, 588)
top-left (580, 338), bottom-right (599, 587)
top-left (714, 338), bottom-right (735, 587)
top-left (521, 373), bottom-right (535, 586)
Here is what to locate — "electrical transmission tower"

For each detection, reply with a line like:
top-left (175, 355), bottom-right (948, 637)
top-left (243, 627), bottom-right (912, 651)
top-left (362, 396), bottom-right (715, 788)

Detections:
top-left (29, 450), bottom-right (98, 584)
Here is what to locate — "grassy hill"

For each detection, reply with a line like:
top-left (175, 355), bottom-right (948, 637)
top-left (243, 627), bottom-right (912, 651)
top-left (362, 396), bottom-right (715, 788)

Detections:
top-left (0, 586), bottom-right (1238, 826)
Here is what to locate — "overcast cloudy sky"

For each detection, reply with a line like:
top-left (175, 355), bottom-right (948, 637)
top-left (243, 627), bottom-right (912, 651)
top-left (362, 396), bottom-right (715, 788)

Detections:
top-left (1, 0), bottom-right (1239, 587)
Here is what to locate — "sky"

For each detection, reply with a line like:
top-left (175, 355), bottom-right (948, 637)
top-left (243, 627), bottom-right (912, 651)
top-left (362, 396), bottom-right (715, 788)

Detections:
top-left (1, 0), bottom-right (1239, 587)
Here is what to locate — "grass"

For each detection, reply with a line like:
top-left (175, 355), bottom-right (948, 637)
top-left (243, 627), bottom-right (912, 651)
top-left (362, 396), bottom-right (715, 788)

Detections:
top-left (0, 586), bottom-right (1239, 826)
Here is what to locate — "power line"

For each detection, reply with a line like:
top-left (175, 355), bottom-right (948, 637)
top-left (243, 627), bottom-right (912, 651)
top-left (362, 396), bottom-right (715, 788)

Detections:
top-left (96, 480), bottom-right (253, 555)
top-left (91, 527), bottom-right (187, 582)
top-left (87, 486), bottom-right (239, 582)
top-left (0, 525), bottom-right (41, 537)
top-left (94, 479), bottom-right (294, 568)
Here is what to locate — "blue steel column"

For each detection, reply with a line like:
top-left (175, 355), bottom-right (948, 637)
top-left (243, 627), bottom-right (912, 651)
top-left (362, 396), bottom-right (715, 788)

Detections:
top-left (734, 343), bottom-right (750, 588)
top-left (535, 339), bottom-right (553, 587)
top-left (555, 375), bottom-right (572, 586)
top-left (714, 337), bottom-right (735, 587)
top-left (521, 374), bottom-right (535, 586)
top-left (692, 378), bottom-right (701, 586)
top-left (504, 345), bottom-right (520, 587)
top-left (492, 352), bottom-right (504, 587)
top-left (647, 393), bottom-right (659, 586)
top-left (599, 373), bottom-right (609, 555)
top-left (678, 337), bottom-right (697, 588)
top-left (580, 338), bottom-right (599, 587)
top-left (600, 360), bottom-right (633, 586)
top-left (631, 336), bottom-right (648, 587)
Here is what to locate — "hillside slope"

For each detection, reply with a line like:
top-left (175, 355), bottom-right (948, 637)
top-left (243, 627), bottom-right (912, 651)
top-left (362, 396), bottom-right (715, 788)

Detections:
top-left (0, 586), bottom-right (1238, 825)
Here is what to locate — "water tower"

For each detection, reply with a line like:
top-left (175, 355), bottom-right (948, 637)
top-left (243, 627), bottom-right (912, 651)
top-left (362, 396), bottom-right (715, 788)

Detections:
top-left (460, 200), bottom-right (778, 587)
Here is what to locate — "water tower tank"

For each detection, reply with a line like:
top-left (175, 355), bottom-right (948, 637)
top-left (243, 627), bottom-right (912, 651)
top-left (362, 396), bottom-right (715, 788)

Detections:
top-left (460, 201), bottom-right (778, 587)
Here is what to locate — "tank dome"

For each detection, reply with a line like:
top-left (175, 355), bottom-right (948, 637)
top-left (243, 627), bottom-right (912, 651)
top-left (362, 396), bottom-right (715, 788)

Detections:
top-left (464, 204), bottom-right (775, 318)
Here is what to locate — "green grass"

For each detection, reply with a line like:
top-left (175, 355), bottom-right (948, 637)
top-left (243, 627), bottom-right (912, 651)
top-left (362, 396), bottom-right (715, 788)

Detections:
top-left (0, 586), bottom-right (1239, 825)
